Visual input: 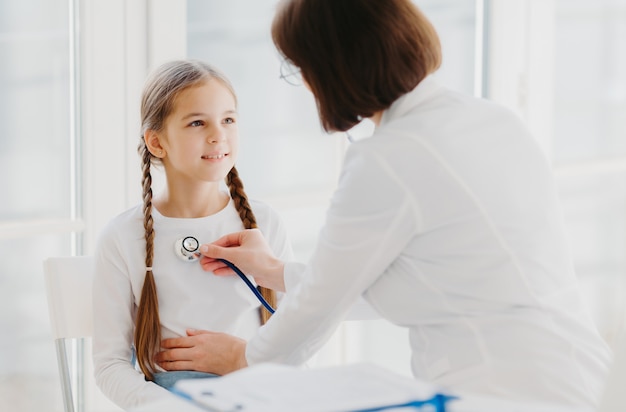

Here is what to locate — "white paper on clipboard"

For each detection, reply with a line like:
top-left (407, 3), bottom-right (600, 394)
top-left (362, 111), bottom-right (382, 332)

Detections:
top-left (173, 362), bottom-right (455, 412)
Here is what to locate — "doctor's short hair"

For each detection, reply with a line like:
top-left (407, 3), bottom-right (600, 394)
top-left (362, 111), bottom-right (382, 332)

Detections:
top-left (271, 0), bottom-right (442, 132)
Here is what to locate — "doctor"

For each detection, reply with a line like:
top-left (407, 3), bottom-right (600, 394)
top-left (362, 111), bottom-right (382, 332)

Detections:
top-left (156, 0), bottom-right (611, 408)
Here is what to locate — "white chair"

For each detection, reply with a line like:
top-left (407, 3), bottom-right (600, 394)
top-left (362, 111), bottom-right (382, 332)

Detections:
top-left (43, 256), bottom-right (95, 412)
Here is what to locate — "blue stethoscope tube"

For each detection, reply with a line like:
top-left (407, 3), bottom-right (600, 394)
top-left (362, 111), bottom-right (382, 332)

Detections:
top-left (175, 236), bottom-right (275, 314)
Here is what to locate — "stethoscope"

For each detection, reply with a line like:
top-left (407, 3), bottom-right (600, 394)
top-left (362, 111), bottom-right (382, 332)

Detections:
top-left (174, 236), bottom-right (275, 314)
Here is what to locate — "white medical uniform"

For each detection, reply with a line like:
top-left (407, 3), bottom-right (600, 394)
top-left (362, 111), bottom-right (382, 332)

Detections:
top-left (246, 77), bottom-right (611, 409)
top-left (93, 198), bottom-right (293, 410)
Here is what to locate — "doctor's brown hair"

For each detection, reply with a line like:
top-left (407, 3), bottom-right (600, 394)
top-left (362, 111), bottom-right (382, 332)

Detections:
top-left (271, 0), bottom-right (442, 132)
top-left (135, 60), bottom-right (276, 380)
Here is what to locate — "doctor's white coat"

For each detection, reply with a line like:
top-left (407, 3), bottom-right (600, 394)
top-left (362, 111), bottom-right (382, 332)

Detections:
top-left (246, 76), bottom-right (611, 409)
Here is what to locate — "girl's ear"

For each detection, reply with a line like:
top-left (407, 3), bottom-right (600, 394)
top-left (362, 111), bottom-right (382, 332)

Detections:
top-left (144, 130), bottom-right (166, 158)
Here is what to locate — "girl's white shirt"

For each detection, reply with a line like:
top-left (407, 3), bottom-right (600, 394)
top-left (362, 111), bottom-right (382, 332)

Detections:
top-left (92, 197), bottom-right (293, 410)
top-left (247, 76), bottom-right (612, 409)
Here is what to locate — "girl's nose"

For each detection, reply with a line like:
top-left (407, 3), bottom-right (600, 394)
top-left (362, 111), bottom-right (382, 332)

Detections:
top-left (207, 127), bottom-right (225, 144)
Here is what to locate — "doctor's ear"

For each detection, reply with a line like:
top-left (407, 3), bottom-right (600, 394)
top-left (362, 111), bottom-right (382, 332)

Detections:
top-left (144, 130), bottom-right (166, 158)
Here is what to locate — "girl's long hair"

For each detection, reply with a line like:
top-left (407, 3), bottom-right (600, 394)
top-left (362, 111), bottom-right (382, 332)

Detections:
top-left (135, 59), bottom-right (275, 380)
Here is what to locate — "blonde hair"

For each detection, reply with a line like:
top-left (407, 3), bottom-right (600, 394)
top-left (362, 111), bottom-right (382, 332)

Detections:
top-left (135, 60), bottom-right (276, 380)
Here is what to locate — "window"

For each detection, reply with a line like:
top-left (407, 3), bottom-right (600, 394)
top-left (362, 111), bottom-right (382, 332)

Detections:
top-left (0, 0), bottom-right (80, 410)
top-left (550, 0), bottom-right (626, 346)
top-left (486, 0), bottom-right (626, 348)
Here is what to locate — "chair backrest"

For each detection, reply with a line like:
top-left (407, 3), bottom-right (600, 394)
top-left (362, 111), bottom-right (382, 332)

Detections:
top-left (44, 256), bottom-right (95, 339)
top-left (43, 256), bottom-right (95, 412)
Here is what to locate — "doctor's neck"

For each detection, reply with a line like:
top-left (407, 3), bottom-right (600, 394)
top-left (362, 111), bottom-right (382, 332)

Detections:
top-left (371, 111), bottom-right (383, 126)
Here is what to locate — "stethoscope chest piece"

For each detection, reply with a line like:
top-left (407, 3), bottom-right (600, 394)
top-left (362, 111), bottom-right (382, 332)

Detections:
top-left (174, 236), bottom-right (201, 261)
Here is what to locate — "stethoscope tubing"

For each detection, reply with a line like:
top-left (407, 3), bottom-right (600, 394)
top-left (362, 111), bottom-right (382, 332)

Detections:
top-left (217, 258), bottom-right (276, 314)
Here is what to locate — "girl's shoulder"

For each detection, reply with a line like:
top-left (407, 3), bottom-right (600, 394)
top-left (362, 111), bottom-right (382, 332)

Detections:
top-left (245, 198), bottom-right (293, 260)
top-left (105, 203), bottom-right (144, 228)
top-left (247, 198), bottom-right (285, 223)
top-left (243, 197), bottom-right (285, 228)
top-left (247, 197), bottom-right (275, 214)
top-left (96, 204), bottom-right (144, 243)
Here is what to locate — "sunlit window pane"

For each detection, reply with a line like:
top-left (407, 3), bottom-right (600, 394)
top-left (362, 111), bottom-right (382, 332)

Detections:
top-left (187, 1), bottom-right (336, 199)
top-left (0, 1), bottom-right (70, 220)
top-left (550, 0), bottom-right (626, 345)
top-left (557, 170), bottom-right (626, 343)
top-left (0, 1), bottom-right (73, 411)
top-left (552, 0), bottom-right (626, 163)
top-left (418, 0), bottom-right (477, 95)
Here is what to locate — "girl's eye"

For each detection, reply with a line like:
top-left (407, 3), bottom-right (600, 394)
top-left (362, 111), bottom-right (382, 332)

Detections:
top-left (189, 120), bottom-right (204, 127)
top-left (224, 117), bottom-right (235, 124)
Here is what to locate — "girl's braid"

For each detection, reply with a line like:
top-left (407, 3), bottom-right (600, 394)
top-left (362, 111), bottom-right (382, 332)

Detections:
top-left (226, 166), bottom-right (277, 324)
top-left (134, 144), bottom-right (162, 380)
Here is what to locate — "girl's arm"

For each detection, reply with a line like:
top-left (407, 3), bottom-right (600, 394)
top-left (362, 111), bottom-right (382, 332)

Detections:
top-left (92, 230), bottom-right (172, 409)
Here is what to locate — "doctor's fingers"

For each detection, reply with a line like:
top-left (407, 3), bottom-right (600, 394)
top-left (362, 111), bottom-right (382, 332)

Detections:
top-left (200, 243), bottom-right (244, 264)
top-left (200, 229), bottom-right (270, 259)
top-left (203, 229), bottom-right (261, 250)
top-left (200, 257), bottom-right (235, 276)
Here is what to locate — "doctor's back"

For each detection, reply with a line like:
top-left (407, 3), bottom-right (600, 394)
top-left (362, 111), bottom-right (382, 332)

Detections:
top-left (347, 76), bottom-right (612, 409)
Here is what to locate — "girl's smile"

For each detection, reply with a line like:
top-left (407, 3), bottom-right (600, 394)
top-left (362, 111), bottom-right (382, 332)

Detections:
top-left (202, 153), bottom-right (227, 160)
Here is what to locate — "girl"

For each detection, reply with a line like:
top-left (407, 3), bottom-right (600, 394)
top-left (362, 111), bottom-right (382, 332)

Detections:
top-left (92, 59), bottom-right (293, 409)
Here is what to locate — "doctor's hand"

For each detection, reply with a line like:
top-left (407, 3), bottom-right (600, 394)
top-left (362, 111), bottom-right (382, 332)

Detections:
top-left (199, 228), bottom-right (286, 292)
top-left (156, 329), bottom-right (248, 376)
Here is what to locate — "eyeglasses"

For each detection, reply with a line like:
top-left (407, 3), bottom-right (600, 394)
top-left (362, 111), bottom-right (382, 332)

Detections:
top-left (279, 59), bottom-right (303, 86)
